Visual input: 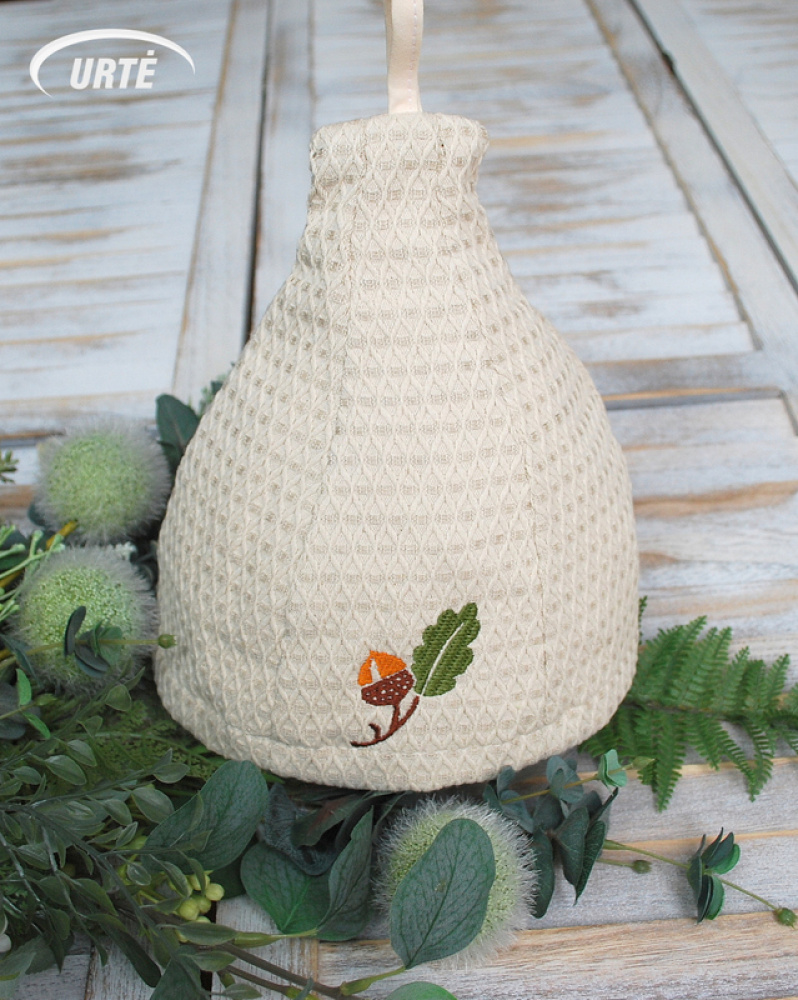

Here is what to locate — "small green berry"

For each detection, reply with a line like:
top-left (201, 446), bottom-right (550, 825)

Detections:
top-left (35, 416), bottom-right (171, 544)
top-left (378, 798), bottom-right (536, 967)
top-left (205, 882), bottom-right (225, 902)
top-left (157, 634), bottom-right (177, 648)
top-left (13, 547), bottom-right (156, 693)
top-left (178, 899), bottom-right (200, 922)
top-left (188, 874), bottom-right (203, 892)
top-left (631, 859), bottom-right (652, 874)
top-left (197, 897), bottom-right (212, 914)
top-left (775, 907), bottom-right (797, 928)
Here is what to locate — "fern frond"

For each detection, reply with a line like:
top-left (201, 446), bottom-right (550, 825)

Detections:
top-left (582, 616), bottom-right (798, 809)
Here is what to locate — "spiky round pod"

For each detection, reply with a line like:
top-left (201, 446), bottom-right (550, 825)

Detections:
top-left (35, 416), bottom-right (171, 544)
top-left (13, 547), bottom-right (157, 693)
top-left (377, 797), bottom-right (536, 967)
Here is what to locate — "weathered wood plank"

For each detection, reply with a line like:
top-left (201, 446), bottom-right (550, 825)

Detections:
top-left (171, 0), bottom-right (269, 403)
top-left (628, 0), bottom-right (798, 293)
top-left (588, 0), bottom-right (798, 412)
top-left (251, 0), bottom-right (314, 319)
top-left (0, 0), bottom-right (232, 425)
top-left (320, 913), bottom-right (798, 999)
top-left (678, 0), bottom-right (798, 185)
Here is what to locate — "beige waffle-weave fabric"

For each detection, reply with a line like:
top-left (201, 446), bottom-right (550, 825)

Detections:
top-left (155, 112), bottom-right (639, 792)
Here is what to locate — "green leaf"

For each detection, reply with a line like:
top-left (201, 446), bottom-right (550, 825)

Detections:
top-left (189, 951), bottom-right (234, 973)
top-left (15, 669), bottom-right (31, 708)
top-left (697, 873), bottom-right (725, 921)
top-left (153, 762), bottom-right (190, 784)
top-left (412, 603), bottom-right (480, 698)
top-left (74, 878), bottom-right (116, 914)
top-left (157, 394), bottom-right (201, 473)
top-left (150, 955), bottom-right (202, 1000)
top-left (104, 928), bottom-right (161, 987)
top-left (174, 922), bottom-right (237, 945)
top-left (22, 712), bottom-right (50, 739)
top-left (385, 986), bottom-right (459, 1000)
top-left (553, 807), bottom-right (590, 888)
top-left (390, 818), bottom-right (495, 969)
top-left (529, 831), bottom-right (555, 918)
top-left (73, 640), bottom-right (111, 677)
top-left (700, 829), bottom-right (740, 875)
top-left (66, 740), bottom-right (96, 767)
top-left (44, 754), bottom-right (86, 785)
top-left (148, 761), bottom-right (268, 871)
top-left (223, 986), bottom-right (262, 1000)
top-left (104, 684), bottom-right (132, 712)
top-left (0, 637), bottom-right (33, 675)
top-left (63, 606), bottom-right (86, 656)
top-left (597, 749), bottom-right (627, 789)
top-left (582, 615), bottom-right (798, 808)
top-left (575, 819), bottom-right (608, 901)
top-left (546, 756), bottom-right (584, 804)
top-left (241, 842), bottom-right (329, 934)
top-left (132, 785), bottom-right (174, 824)
top-left (318, 810), bottom-right (372, 940)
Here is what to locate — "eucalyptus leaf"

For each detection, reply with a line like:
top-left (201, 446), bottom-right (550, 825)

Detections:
top-left (149, 761), bottom-right (268, 871)
top-left (157, 394), bottom-right (201, 473)
top-left (63, 607), bottom-right (86, 656)
top-left (318, 810), bottom-right (372, 940)
top-left (385, 985), bottom-right (459, 1000)
top-left (528, 831), bottom-right (555, 919)
top-left (262, 784), bottom-right (337, 874)
top-left (240, 842), bottom-right (329, 934)
top-left (390, 818), bottom-right (495, 969)
top-left (574, 819), bottom-right (608, 901)
top-left (553, 806), bottom-right (590, 887)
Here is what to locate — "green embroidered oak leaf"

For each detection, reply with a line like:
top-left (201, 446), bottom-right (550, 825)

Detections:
top-left (411, 603), bottom-right (480, 698)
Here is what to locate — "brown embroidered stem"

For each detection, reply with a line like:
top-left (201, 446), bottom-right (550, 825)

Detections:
top-left (351, 694), bottom-right (420, 747)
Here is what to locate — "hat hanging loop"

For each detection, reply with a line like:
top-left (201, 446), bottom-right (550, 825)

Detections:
top-left (384, 0), bottom-right (423, 113)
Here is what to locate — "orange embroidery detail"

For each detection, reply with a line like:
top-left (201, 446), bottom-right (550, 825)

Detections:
top-left (351, 603), bottom-right (481, 749)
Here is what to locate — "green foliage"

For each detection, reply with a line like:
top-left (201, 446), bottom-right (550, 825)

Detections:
top-left (411, 603), bottom-right (480, 698)
top-left (583, 616), bottom-right (798, 809)
top-left (483, 755), bottom-right (619, 917)
top-left (0, 453), bottom-right (16, 485)
top-left (686, 830), bottom-right (740, 922)
top-left (241, 811), bottom-right (373, 941)
top-left (390, 818), bottom-right (495, 968)
top-left (34, 416), bottom-right (171, 544)
top-left (156, 395), bottom-right (201, 475)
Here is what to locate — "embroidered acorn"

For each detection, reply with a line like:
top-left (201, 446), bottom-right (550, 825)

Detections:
top-left (358, 652), bottom-right (413, 706)
top-left (352, 651), bottom-right (419, 747)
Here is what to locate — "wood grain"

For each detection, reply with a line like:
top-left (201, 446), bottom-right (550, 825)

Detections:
top-left (629, 0), bottom-right (798, 293)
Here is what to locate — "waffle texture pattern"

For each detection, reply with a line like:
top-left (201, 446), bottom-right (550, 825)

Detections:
top-left (155, 113), bottom-right (639, 792)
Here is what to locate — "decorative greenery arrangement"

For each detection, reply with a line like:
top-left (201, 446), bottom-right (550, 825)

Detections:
top-left (0, 390), bottom-right (794, 1000)
top-left (584, 602), bottom-right (798, 809)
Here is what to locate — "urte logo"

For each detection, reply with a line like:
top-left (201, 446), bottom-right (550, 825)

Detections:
top-left (30, 29), bottom-right (195, 97)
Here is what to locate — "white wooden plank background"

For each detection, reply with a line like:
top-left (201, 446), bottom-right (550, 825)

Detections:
top-left (5, 0), bottom-right (798, 997)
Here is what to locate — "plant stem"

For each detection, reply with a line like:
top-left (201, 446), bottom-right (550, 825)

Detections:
top-left (503, 767), bottom-right (626, 805)
top-left (220, 942), bottom-right (364, 999)
top-left (603, 839), bottom-right (782, 912)
top-left (340, 967), bottom-right (405, 995)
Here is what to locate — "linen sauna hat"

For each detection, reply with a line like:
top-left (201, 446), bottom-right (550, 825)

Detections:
top-left (155, 0), bottom-right (639, 792)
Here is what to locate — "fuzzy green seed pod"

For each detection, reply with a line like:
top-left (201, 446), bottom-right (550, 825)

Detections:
top-left (377, 798), bottom-right (536, 967)
top-left (13, 547), bottom-right (157, 693)
top-left (35, 416), bottom-right (171, 544)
